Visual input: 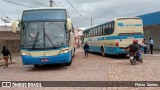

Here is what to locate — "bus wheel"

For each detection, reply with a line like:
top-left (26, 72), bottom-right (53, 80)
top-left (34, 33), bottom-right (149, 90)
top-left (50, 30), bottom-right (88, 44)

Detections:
top-left (101, 47), bottom-right (105, 57)
top-left (72, 48), bottom-right (75, 58)
top-left (34, 64), bottom-right (39, 68)
top-left (120, 54), bottom-right (127, 57)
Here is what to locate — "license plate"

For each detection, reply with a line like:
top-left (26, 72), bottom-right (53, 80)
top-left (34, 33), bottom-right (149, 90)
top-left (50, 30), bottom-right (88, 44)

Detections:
top-left (130, 56), bottom-right (134, 59)
top-left (41, 59), bottom-right (49, 62)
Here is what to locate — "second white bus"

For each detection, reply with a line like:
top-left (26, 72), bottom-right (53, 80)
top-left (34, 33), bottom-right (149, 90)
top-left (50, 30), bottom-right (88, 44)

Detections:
top-left (83, 17), bottom-right (144, 56)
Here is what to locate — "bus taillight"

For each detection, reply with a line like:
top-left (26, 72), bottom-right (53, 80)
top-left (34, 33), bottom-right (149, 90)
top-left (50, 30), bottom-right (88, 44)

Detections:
top-left (115, 42), bottom-right (119, 47)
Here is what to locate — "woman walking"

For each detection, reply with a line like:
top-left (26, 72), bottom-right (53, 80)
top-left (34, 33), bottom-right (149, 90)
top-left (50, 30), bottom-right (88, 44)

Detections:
top-left (1, 46), bottom-right (11, 68)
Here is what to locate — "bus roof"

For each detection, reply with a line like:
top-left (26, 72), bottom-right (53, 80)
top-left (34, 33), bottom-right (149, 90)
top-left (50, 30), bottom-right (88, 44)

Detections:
top-left (115, 17), bottom-right (141, 20)
top-left (23, 7), bottom-right (66, 11)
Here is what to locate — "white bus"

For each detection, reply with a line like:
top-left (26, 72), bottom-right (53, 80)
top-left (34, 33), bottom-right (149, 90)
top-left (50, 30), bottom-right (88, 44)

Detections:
top-left (83, 17), bottom-right (144, 56)
top-left (12, 7), bottom-right (75, 67)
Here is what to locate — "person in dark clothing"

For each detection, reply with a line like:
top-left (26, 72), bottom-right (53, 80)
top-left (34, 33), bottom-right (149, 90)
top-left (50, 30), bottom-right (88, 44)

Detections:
top-left (84, 42), bottom-right (89, 57)
top-left (1, 46), bottom-right (11, 68)
top-left (149, 38), bottom-right (154, 54)
top-left (129, 40), bottom-right (142, 60)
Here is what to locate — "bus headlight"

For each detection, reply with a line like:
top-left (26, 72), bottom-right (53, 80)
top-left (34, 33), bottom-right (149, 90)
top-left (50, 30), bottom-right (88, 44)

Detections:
top-left (59, 49), bottom-right (69, 54)
top-left (21, 52), bottom-right (30, 56)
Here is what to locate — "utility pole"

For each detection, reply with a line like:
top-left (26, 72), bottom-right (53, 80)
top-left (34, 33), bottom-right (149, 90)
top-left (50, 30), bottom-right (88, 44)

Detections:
top-left (91, 18), bottom-right (93, 26)
top-left (49, 0), bottom-right (53, 7)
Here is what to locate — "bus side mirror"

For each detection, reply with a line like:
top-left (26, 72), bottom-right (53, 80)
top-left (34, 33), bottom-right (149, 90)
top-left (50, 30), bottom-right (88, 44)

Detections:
top-left (67, 18), bottom-right (72, 32)
top-left (11, 20), bottom-right (20, 33)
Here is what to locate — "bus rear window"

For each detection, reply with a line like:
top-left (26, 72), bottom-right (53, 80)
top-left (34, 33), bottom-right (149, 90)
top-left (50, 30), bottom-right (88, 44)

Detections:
top-left (118, 33), bottom-right (142, 36)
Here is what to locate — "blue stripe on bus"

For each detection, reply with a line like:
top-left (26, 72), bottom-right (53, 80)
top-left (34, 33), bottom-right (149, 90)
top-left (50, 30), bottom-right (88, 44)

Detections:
top-left (88, 35), bottom-right (144, 41)
top-left (118, 23), bottom-right (124, 26)
top-left (89, 46), bottom-right (101, 53)
top-left (105, 47), bottom-right (129, 54)
top-left (89, 46), bottom-right (129, 55)
top-left (118, 23), bottom-right (143, 27)
top-left (105, 35), bottom-right (144, 40)
top-left (21, 51), bottom-right (71, 65)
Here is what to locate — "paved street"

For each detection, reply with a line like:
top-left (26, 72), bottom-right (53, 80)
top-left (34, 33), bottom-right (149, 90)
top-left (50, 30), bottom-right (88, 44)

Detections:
top-left (0, 49), bottom-right (160, 90)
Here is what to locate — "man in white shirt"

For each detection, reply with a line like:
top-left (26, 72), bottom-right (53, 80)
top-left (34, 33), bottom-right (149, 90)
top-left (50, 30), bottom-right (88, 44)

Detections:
top-left (149, 38), bottom-right (154, 54)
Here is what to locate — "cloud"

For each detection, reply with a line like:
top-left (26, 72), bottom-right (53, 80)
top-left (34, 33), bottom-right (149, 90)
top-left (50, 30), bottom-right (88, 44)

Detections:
top-left (0, 0), bottom-right (160, 27)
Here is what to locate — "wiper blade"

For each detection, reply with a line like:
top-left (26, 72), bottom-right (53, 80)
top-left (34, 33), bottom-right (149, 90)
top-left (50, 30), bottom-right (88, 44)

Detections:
top-left (45, 33), bottom-right (55, 47)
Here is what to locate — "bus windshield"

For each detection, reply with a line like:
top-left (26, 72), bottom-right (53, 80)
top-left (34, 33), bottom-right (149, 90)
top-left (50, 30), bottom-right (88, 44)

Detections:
top-left (22, 9), bottom-right (66, 21)
top-left (22, 22), bottom-right (67, 49)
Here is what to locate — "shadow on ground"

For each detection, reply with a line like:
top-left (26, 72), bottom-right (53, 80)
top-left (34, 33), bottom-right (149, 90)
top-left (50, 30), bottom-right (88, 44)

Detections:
top-left (26, 64), bottom-right (70, 71)
top-left (0, 62), bottom-right (16, 67)
top-left (89, 52), bottom-right (129, 60)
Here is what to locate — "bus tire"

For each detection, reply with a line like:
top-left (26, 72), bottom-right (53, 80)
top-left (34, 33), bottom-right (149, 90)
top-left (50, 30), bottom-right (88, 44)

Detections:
top-left (120, 54), bottom-right (127, 57)
top-left (101, 47), bottom-right (105, 57)
top-left (72, 48), bottom-right (75, 58)
top-left (34, 64), bottom-right (39, 68)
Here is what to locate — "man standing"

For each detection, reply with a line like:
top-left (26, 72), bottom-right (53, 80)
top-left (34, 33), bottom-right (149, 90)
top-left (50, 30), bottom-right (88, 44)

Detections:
top-left (149, 38), bottom-right (154, 54)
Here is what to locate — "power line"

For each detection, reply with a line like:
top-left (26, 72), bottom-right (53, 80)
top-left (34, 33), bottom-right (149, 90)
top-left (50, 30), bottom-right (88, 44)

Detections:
top-left (3, 0), bottom-right (33, 8)
top-left (66, 0), bottom-right (93, 26)
top-left (66, 0), bottom-right (88, 20)
top-left (4, 0), bottom-right (48, 8)
top-left (32, 0), bottom-right (48, 7)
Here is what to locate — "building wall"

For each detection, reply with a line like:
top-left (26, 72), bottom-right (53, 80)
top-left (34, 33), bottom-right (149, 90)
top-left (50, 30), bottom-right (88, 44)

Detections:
top-left (149, 29), bottom-right (160, 49)
top-left (138, 11), bottom-right (160, 26)
top-left (0, 26), bottom-right (11, 31)
top-left (0, 31), bottom-right (20, 52)
top-left (138, 12), bottom-right (160, 49)
top-left (144, 26), bottom-right (160, 49)
top-left (74, 29), bottom-right (83, 48)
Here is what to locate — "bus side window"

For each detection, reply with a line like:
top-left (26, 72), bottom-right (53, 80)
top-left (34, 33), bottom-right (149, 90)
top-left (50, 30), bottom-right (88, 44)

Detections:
top-left (94, 28), bottom-right (95, 36)
top-left (103, 25), bottom-right (105, 35)
top-left (91, 29), bottom-right (93, 36)
top-left (88, 30), bottom-right (90, 37)
top-left (98, 27), bottom-right (100, 36)
top-left (105, 24), bottom-right (108, 35)
top-left (101, 26), bottom-right (103, 35)
top-left (95, 28), bottom-right (97, 36)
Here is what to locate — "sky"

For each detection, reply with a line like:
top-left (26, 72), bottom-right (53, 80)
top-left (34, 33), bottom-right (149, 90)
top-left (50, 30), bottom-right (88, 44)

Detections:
top-left (0, 0), bottom-right (160, 28)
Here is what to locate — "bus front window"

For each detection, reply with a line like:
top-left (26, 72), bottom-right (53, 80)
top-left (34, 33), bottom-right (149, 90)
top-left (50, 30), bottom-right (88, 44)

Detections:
top-left (22, 22), bottom-right (44, 49)
top-left (44, 22), bottom-right (66, 48)
top-left (22, 22), bottom-right (67, 49)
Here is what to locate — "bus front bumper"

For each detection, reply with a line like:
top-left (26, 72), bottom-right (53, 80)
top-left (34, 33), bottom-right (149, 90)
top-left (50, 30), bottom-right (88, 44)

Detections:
top-left (21, 52), bottom-right (71, 65)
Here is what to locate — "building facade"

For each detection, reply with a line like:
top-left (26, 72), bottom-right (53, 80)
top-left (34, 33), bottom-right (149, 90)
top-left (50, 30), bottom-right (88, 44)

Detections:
top-left (138, 11), bottom-right (160, 49)
top-left (0, 25), bottom-right (20, 52)
top-left (74, 28), bottom-right (83, 48)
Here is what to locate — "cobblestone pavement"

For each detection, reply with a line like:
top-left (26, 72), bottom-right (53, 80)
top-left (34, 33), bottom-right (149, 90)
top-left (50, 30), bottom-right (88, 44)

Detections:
top-left (0, 49), bottom-right (160, 90)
